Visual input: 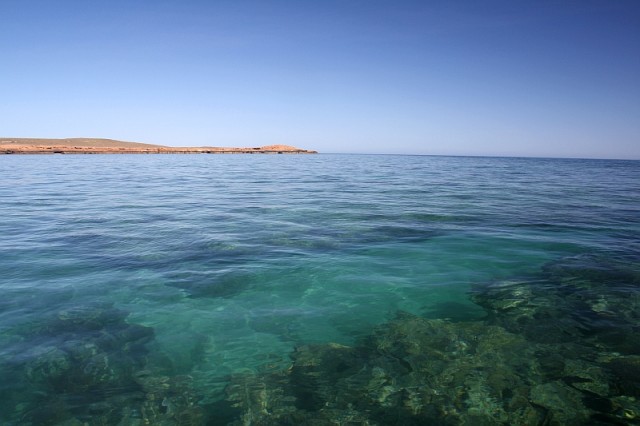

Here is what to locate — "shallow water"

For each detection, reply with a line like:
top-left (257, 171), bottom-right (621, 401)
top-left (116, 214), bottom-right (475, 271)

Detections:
top-left (0, 154), bottom-right (639, 424)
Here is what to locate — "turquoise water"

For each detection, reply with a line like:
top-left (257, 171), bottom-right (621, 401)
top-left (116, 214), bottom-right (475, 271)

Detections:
top-left (1, 154), bottom-right (639, 425)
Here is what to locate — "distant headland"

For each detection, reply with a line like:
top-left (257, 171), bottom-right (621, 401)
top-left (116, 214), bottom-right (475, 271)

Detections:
top-left (0, 138), bottom-right (318, 155)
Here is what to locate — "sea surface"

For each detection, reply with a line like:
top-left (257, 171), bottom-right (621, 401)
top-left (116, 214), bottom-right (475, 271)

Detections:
top-left (0, 154), bottom-right (639, 425)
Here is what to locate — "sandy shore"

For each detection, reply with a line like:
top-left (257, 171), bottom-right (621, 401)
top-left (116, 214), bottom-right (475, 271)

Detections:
top-left (0, 138), bottom-right (318, 155)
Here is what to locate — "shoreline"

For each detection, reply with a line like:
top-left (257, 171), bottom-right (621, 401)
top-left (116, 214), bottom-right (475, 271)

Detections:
top-left (0, 138), bottom-right (318, 155)
top-left (1, 147), bottom-right (317, 155)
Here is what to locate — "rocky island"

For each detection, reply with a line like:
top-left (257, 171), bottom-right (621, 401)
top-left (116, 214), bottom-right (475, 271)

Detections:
top-left (0, 138), bottom-right (318, 155)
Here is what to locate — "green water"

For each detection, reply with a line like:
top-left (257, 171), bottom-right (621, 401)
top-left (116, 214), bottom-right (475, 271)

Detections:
top-left (0, 154), bottom-right (639, 424)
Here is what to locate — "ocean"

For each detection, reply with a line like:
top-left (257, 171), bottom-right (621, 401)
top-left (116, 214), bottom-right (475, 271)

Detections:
top-left (1, 153), bottom-right (638, 425)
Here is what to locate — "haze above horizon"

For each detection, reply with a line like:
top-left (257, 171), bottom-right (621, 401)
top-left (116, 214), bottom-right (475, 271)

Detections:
top-left (1, 1), bottom-right (639, 159)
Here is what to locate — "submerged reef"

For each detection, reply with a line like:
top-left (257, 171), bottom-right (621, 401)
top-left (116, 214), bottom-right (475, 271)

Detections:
top-left (2, 252), bottom-right (639, 425)
top-left (226, 253), bottom-right (640, 425)
top-left (0, 302), bottom-right (205, 425)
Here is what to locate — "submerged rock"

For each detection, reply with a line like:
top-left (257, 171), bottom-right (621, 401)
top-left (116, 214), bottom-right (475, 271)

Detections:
top-left (3, 302), bottom-right (159, 425)
top-left (226, 255), bottom-right (640, 426)
top-left (226, 312), bottom-right (552, 425)
top-left (473, 254), bottom-right (640, 355)
top-left (530, 381), bottom-right (590, 425)
top-left (53, 304), bottom-right (129, 332)
top-left (606, 355), bottom-right (640, 398)
top-left (23, 346), bottom-right (72, 384)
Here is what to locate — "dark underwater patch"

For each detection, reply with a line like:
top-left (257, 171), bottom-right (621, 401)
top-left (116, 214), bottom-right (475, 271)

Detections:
top-left (0, 300), bottom-right (209, 425)
top-left (359, 224), bottom-right (441, 244)
top-left (164, 270), bottom-right (251, 298)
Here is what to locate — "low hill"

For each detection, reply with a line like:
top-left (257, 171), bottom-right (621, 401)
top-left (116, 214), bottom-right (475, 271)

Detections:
top-left (0, 138), bottom-right (317, 154)
top-left (0, 138), bottom-right (166, 148)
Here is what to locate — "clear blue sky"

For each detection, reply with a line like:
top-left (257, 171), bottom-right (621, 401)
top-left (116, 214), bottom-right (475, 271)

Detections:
top-left (1, 1), bottom-right (639, 158)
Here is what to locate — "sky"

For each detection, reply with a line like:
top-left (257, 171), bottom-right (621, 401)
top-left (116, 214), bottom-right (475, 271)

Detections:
top-left (1, 0), bottom-right (639, 158)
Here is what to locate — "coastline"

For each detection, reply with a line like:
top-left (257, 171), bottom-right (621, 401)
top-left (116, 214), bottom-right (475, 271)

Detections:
top-left (0, 138), bottom-right (318, 155)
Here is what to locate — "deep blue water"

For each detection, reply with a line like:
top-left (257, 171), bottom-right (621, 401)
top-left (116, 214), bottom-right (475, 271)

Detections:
top-left (0, 154), bottom-right (639, 425)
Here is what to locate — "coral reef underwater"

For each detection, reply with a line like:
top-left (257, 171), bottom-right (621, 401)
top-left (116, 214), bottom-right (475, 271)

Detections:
top-left (0, 302), bottom-right (205, 425)
top-left (2, 252), bottom-right (639, 425)
top-left (226, 253), bottom-right (640, 425)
